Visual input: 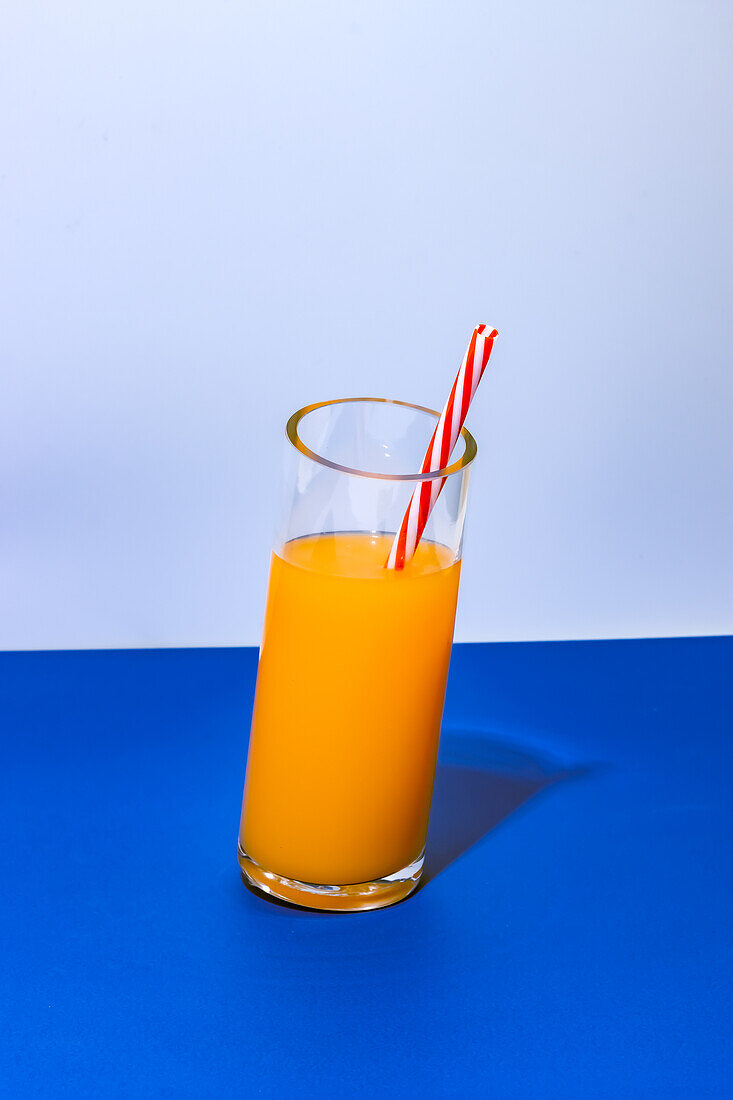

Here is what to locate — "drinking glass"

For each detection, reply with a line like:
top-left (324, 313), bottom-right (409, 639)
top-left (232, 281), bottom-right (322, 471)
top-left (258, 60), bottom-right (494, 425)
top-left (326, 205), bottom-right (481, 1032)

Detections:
top-left (238, 397), bottom-right (476, 911)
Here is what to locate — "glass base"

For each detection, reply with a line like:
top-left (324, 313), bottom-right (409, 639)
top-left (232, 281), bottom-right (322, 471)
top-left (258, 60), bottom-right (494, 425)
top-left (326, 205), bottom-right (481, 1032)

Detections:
top-left (237, 842), bottom-right (424, 912)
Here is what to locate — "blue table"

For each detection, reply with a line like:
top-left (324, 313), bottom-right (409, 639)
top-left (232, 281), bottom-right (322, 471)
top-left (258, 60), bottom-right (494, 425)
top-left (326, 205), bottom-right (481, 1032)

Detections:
top-left (1, 639), bottom-right (731, 1096)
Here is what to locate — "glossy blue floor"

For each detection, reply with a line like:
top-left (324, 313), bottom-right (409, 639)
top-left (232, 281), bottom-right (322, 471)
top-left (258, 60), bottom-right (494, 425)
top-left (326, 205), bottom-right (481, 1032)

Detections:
top-left (1, 638), bottom-right (730, 1096)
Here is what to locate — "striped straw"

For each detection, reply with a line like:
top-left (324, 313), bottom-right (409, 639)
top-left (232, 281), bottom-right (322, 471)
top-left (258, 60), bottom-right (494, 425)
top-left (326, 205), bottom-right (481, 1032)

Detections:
top-left (386, 324), bottom-right (498, 570)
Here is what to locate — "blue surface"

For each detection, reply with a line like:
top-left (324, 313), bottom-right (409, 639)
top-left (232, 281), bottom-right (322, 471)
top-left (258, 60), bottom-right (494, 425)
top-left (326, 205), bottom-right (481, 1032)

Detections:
top-left (1, 639), bottom-right (731, 1097)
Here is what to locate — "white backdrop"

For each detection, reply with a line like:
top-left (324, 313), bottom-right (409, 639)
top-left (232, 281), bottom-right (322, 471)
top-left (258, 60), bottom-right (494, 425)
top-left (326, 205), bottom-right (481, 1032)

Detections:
top-left (2, 1), bottom-right (732, 649)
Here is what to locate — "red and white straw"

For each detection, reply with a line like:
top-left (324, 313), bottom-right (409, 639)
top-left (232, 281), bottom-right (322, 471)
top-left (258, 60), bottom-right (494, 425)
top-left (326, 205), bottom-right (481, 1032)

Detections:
top-left (386, 324), bottom-right (498, 570)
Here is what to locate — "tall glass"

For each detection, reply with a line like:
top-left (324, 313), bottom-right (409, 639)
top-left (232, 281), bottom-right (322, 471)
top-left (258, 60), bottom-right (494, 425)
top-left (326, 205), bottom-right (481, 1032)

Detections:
top-left (238, 397), bottom-right (476, 911)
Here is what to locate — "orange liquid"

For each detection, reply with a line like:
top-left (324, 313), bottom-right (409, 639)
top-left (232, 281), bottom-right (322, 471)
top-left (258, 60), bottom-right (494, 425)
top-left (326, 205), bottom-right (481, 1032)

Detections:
top-left (239, 532), bottom-right (461, 885)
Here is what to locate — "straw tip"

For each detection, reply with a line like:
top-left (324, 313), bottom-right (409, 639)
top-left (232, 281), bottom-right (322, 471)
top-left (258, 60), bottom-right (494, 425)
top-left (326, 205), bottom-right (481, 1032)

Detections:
top-left (476, 324), bottom-right (498, 339)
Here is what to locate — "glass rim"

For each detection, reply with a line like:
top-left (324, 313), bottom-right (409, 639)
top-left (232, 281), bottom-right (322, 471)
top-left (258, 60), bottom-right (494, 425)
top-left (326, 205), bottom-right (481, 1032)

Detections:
top-left (286, 397), bottom-right (478, 482)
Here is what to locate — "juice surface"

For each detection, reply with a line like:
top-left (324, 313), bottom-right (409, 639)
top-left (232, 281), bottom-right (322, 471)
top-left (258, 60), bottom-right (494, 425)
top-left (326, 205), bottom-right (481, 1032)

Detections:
top-left (240, 532), bottom-right (461, 885)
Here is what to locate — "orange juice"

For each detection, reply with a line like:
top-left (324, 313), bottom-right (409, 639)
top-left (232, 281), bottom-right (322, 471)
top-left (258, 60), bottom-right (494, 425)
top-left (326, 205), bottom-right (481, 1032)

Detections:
top-left (239, 532), bottom-right (460, 888)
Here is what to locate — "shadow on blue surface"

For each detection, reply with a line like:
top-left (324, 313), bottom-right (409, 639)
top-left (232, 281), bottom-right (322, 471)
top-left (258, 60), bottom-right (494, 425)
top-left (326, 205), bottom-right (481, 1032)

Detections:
top-left (237, 728), bottom-right (584, 911)
top-left (423, 730), bottom-right (585, 885)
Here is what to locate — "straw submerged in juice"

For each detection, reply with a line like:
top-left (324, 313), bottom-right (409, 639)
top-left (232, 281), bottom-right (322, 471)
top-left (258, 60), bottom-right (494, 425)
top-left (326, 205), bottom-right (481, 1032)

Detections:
top-left (240, 532), bottom-right (460, 886)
